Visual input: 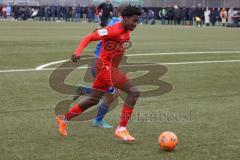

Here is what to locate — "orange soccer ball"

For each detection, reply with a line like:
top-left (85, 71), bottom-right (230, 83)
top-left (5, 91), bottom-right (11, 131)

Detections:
top-left (159, 131), bottom-right (178, 151)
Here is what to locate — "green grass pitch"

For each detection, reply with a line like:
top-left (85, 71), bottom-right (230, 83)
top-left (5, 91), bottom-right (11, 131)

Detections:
top-left (0, 21), bottom-right (240, 160)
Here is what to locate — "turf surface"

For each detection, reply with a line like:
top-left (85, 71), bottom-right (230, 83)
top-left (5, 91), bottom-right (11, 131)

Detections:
top-left (0, 21), bottom-right (240, 160)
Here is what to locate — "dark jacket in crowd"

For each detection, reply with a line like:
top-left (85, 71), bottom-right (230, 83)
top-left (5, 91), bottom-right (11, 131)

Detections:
top-left (98, 2), bottom-right (113, 18)
top-left (174, 8), bottom-right (182, 19)
top-left (181, 8), bottom-right (187, 20)
top-left (188, 7), bottom-right (196, 20)
top-left (196, 7), bottom-right (204, 19)
top-left (76, 5), bottom-right (81, 14)
top-left (167, 7), bottom-right (174, 19)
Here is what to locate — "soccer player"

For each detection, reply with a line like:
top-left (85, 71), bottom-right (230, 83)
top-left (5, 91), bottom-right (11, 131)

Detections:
top-left (56, 5), bottom-right (141, 142)
top-left (73, 6), bottom-right (124, 129)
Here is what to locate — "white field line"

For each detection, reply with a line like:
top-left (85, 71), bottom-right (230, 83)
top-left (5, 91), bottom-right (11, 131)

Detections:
top-left (127, 51), bottom-right (240, 56)
top-left (0, 51), bottom-right (240, 73)
top-left (35, 59), bottom-right (69, 70)
top-left (35, 50), bottom-right (240, 70)
top-left (1, 59), bottom-right (240, 73)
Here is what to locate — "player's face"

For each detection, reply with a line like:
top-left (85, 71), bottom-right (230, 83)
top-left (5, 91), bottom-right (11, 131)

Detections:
top-left (123, 15), bottom-right (140, 31)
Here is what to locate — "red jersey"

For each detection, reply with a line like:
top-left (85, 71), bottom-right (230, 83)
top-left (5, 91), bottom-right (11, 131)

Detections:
top-left (74, 22), bottom-right (130, 67)
top-left (74, 22), bottom-right (131, 91)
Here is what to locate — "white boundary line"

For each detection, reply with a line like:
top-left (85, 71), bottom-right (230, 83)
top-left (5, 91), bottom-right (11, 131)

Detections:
top-left (35, 59), bottom-right (69, 70)
top-left (127, 51), bottom-right (240, 56)
top-left (35, 51), bottom-right (240, 70)
top-left (0, 51), bottom-right (240, 73)
top-left (1, 59), bottom-right (240, 73)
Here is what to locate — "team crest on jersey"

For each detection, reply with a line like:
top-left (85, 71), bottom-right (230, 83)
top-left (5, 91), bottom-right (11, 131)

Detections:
top-left (104, 41), bottom-right (118, 52)
top-left (119, 41), bottom-right (132, 51)
top-left (98, 29), bottom-right (108, 36)
top-left (104, 41), bottom-right (132, 52)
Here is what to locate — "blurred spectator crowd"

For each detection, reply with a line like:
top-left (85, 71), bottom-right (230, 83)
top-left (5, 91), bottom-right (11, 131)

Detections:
top-left (141, 5), bottom-right (240, 27)
top-left (1, 3), bottom-right (240, 27)
top-left (0, 4), bottom-right (98, 22)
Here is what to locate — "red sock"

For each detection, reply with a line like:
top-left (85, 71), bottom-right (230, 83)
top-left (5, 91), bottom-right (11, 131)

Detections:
top-left (65, 104), bottom-right (84, 121)
top-left (119, 104), bottom-right (133, 127)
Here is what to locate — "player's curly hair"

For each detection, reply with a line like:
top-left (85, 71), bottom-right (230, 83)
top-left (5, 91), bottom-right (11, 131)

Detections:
top-left (117, 5), bottom-right (126, 15)
top-left (121, 5), bottom-right (141, 18)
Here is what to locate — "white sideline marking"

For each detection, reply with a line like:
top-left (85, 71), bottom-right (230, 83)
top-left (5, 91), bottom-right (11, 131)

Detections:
top-left (35, 59), bottom-right (69, 70)
top-left (35, 51), bottom-right (240, 70)
top-left (35, 57), bottom-right (93, 70)
top-left (127, 51), bottom-right (240, 57)
top-left (156, 59), bottom-right (240, 65)
top-left (1, 59), bottom-right (240, 73)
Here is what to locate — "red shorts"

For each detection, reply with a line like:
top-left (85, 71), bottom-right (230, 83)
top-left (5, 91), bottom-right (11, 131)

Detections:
top-left (92, 60), bottom-right (128, 92)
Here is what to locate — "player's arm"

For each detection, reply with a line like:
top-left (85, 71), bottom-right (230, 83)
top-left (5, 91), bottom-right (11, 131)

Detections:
top-left (71, 32), bottom-right (102, 62)
top-left (72, 27), bottom-right (117, 62)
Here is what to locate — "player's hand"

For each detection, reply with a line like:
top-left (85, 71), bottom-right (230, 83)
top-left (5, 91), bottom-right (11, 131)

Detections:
top-left (71, 55), bottom-right (80, 62)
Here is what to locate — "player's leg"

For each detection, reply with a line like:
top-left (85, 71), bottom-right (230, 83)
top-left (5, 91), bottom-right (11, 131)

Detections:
top-left (73, 86), bottom-right (117, 128)
top-left (56, 61), bottom-right (112, 136)
top-left (72, 58), bottom-right (115, 128)
top-left (56, 89), bottom-right (105, 136)
top-left (100, 16), bottom-right (108, 27)
top-left (89, 58), bottom-right (115, 128)
top-left (111, 69), bottom-right (140, 142)
top-left (114, 79), bottom-right (140, 142)
top-left (92, 89), bottom-right (117, 128)
top-left (73, 86), bottom-right (92, 101)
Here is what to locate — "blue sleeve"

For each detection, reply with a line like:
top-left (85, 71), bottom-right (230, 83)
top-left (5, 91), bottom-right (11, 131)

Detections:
top-left (95, 41), bottom-right (102, 58)
top-left (107, 20), bottom-right (116, 26)
top-left (107, 17), bottom-right (121, 26)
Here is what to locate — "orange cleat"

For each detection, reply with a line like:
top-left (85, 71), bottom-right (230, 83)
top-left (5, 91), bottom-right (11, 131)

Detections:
top-left (115, 129), bottom-right (135, 142)
top-left (56, 115), bottom-right (68, 136)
